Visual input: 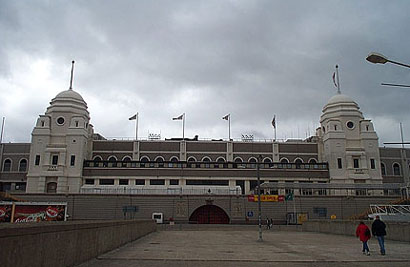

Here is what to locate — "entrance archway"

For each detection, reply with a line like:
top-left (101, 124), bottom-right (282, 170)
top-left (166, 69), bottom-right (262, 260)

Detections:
top-left (189, 205), bottom-right (230, 224)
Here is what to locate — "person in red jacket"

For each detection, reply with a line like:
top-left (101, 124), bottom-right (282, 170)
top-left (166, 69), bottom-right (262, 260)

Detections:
top-left (356, 221), bottom-right (371, 255)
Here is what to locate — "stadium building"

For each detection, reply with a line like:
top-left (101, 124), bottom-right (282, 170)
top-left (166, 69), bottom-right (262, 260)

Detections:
top-left (1, 78), bottom-right (409, 223)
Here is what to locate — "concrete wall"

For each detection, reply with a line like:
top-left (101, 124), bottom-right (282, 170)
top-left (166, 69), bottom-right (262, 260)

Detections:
top-left (0, 219), bottom-right (156, 267)
top-left (302, 220), bottom-right (410, 242)
top-left (12, 193), bottom-right (399, 224)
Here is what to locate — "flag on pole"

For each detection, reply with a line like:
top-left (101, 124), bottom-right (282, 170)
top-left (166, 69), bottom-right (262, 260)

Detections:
top-left (222, 114), bottom-right (230, 120)
top-left (173, 114), bottom-right (184, 120)
top-left (332, 72), bottom-right (338, 88)
top-left (271, 116), bottom-right (276, 128)
top-left (129, 114), bottom-right (137, 120)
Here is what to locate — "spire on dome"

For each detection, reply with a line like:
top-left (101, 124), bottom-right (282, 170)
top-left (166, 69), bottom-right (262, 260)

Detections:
top-left (69, 60), bottom-right (75, 90)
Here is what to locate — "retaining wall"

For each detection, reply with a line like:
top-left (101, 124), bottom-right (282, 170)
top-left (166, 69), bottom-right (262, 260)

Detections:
top-left (0, 219), bottom-right (156, 267)
top-left (302, 220), bottom-right (410, 242)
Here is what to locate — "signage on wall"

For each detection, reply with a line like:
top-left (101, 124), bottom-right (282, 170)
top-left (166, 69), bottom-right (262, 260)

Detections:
top-left (247, 195), bottom-right (285, 202)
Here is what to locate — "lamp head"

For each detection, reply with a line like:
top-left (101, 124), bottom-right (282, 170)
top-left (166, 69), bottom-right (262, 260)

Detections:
top-left (366, 52), bottom-right (388, 64)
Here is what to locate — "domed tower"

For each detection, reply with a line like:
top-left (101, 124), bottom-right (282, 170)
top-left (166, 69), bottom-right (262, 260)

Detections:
top-left (26, 62), bottom-right (94, 193)
top-left (318, 93), bottom-right (382, 186)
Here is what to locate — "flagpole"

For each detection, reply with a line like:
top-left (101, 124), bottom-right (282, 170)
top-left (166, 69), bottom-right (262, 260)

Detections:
top-left (274, 116), bottom-right (277, 141)
top-left (183, 113), bottom-right (185, 140)
top-left (135, 112), bottom-right (139, 140)
top-left (0, 117), bottom-right (5, 143)
top-left (229, 115), bottom-right (231, 141)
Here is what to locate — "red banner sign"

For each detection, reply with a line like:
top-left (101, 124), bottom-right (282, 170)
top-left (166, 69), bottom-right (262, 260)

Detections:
top-left (13, 205), bottom-right (66, 223)
top-left (0, 204), bottom-right (12, 222)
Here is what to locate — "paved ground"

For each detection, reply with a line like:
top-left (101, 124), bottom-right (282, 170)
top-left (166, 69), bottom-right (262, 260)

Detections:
top-left (78, 225), bottom-right (410, 267)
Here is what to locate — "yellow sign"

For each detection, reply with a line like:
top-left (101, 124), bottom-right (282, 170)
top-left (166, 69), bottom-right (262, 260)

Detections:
top-left (247, 195), bottom-right (284, 202)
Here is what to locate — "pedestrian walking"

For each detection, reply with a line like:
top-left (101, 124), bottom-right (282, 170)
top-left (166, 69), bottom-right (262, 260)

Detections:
top-left (356, 221), bottom-right (371, 255)
top-left (372, 215), bottom-right (386, 255)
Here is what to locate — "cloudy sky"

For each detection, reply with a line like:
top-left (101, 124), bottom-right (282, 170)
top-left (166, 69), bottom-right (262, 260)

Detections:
top-left (1, 0), bottom-right (410, 146)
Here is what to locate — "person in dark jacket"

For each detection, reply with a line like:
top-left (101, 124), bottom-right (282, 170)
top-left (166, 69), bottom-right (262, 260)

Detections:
top-left (356, 221), bottom-right (371, 255)
top-left (372, 215), bottom-right (386, 255)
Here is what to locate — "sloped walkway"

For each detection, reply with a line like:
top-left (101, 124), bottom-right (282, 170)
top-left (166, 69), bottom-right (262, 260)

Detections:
top-left (78, 225), bottom-right (410, 267)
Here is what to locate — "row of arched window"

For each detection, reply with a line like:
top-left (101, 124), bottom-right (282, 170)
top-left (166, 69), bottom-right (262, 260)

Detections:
top-left (92, 155), bottom-right (318, 164)
top-left (2, 158), bottom-right (28, 172)
top-left (380, 162), bottom-right (403, 176)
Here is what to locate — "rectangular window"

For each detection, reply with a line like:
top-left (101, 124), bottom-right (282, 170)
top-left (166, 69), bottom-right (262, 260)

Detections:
top-left (135, 179), bottom-right (145, 185)
top-left (35, 155), bottom-right (41, 166)
top-left (186, 180), bottom-right (229, 186)
top-left (85, 179), bottom-right (94, 185)
top-left (337, 158), bottom-right (342, 169)
top-left (99, 179), bottom-right (114, 185)
top-left (250, 180), bottom-right (258, 191)
top-left (313, 207), bottom-right (327, 217)
top-left (150, 179), bottom-right (165, 185)
top-left (70, 155), bottom-right (75, 166)
top-left (370, 159), bottom-right (375, 169)
top-left (119, 179), bottom-right (129, 185)
top-left (170, 179), bottom-right (179, 185)
top-left (353, 158), bottom-right (360, 169)
top-left (52, 155), bottom-right (58, 165)
top-left (75, 121), bottom-right (79, 127)
top-left (236, 180), bottom-right (244, 195)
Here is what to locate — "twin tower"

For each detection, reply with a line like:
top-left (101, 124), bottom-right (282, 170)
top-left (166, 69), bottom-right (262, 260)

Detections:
top-left (26, 82), bottom-right (382, 193)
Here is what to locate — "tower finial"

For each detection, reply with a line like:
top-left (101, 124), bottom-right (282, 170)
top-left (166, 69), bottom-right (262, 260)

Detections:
top-left (69, 60), bottom-right (75, 90)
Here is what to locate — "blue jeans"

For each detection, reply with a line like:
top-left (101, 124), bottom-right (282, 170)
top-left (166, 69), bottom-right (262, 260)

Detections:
top-left (377, 236), bottom-right (385, 254)
top-left (362, 241), bottom-right (369, 252)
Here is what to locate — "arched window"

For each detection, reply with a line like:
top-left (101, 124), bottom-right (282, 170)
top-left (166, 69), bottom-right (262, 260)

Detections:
top-left (155, 156), bottom-right (165, 167)
top-left (280, 158), bottom-right (289, 163)
top-left (108, 156), bottom-right (117, 162)
top-left (19, 159), bottom-right (27, 172)
top-left (140, 156), bottom-right (149, 168)
top-left (248, 157), bottom-right (257, 168)
top-left (202, 157), bottom-right (211, 168)
top-left (295, 158), bottom-right (303, 169)
top-left (381, 162), bottom-right (386, 176)
top-left (122, 156), bottom-right (132, 162)
top-left (169, 156), bottom-right (179, 167)
top-left (47, 182), bottom-right (57, 193)
top-left (108, 156), bottom-right (118, 167)
top-left (234, 157), bottom-right (243, 163)
top-left (93, 156), bottom-right (102, 161)
top-left (217, 157), bottom-right (225, 162)
top-left (393, 163), bottom-right (401, 176)
top-left (3, 159), bottom-right (11, 172)
top-left (308, 158), bottom-right (317, 164)
top-left (263, 157), bottom-right (272, 163)
top-left (187, 157), bottom-right (197, 162)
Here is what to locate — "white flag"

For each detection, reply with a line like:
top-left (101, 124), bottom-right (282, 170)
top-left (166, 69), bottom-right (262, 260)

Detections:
top-left (222, 114), bottom-right (230, 120)
top-left (129, 114), bottom-right (137, 120)
top-left (173, 114), bottom-right (184, 120)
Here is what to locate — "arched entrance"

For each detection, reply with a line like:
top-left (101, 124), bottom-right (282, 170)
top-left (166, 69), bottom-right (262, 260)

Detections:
top-left (189, 205), bottom-right (230, 224)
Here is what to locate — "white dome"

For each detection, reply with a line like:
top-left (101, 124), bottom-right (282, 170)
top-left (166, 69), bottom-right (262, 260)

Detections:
top-left (327, 94), bottom-right (355, 105)
top-left (46, 89), bottom-right (89, 117)
top-left (54, 89), bottom-right (85, 102)
top-left (321, 93), bottom-right (363, 122)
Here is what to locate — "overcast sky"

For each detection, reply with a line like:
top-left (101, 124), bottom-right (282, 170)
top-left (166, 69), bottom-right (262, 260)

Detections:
top-left (1, 0), bottom-right (410, 146)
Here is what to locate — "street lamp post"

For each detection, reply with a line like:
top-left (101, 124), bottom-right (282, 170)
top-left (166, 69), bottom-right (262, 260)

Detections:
top-left (257, 155), bottom-right (263, 242)
top-left (366, 52), bottom-right (410, 69)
